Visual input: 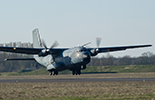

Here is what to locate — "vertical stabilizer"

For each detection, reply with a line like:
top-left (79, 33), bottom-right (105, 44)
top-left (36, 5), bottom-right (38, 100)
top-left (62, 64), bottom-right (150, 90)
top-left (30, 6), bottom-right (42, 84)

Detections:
top-left (32, 29), bottom-right (42, 48)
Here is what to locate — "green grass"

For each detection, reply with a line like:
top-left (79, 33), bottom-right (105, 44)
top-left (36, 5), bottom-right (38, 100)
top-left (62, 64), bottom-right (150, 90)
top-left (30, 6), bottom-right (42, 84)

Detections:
top-left (1, 81), bottom-right (155, 100)
top-left (0, 68), bottom-right (72, 76)
top-left (0, 68), bottom-right (47, 76)
top-left (1, 65), bottom-right (155, 76)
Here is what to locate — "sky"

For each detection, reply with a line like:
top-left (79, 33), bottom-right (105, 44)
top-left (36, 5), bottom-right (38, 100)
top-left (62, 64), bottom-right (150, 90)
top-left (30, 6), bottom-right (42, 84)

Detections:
top-left (0, 0), bottom-right (154, 57)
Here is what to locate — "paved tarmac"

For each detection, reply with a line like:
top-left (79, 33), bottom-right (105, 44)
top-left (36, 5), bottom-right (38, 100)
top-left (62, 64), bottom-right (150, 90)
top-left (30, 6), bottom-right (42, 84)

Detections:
top-left (1, 78), bottom-right (155, 83)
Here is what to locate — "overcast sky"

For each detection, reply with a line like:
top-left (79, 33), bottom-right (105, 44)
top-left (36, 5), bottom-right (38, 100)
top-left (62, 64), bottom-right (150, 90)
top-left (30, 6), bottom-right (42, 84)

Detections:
top-left (0, 0), bottom-right (154, 57)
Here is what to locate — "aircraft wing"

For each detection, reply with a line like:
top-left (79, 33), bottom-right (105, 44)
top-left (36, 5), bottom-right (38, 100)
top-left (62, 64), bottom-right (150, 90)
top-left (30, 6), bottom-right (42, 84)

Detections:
top-left (4, 58), bottom-right (35, 61)
top-left (0, 46), bottom-right (67, 56)
top-left (0, 47), bottom-right (42, 54)
top-left (88, 44), bottom-right (152, 53)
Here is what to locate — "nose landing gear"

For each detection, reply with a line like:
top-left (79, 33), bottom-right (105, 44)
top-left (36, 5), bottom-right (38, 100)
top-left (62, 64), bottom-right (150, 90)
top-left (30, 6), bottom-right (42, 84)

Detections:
top-left (49, 70), bottom-right (58, 76)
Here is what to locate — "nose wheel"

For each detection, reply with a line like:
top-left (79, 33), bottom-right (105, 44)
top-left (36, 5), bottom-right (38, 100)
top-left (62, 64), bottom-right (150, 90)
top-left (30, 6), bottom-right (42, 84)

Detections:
top-left (49, 70), bottom-right (58, 76)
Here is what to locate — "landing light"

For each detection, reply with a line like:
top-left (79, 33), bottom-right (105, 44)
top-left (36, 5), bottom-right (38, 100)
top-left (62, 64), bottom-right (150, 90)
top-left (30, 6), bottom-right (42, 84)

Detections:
top-left (77, 53), bottom-right (80, 57)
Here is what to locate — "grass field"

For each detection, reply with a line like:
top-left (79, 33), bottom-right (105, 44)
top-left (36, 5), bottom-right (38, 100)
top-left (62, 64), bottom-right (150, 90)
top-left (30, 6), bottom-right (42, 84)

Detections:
top-left (1, 73), bottom-right (155, 100)
top-left (1, 80), bottom-right (155, 100)
top-left (0, 82), bottom-right (155, 100)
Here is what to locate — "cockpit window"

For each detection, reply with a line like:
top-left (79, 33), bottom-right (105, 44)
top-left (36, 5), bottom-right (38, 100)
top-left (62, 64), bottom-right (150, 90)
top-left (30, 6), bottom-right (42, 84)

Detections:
top-left (80, 48), bottom-right (87, 52)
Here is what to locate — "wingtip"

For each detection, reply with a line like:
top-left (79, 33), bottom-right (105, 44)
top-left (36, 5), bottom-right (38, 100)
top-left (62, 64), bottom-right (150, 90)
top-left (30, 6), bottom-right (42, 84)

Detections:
top-left (142, 44), bottom-right (152, 47)
top-left (148, 44), bottom-right (152, 47)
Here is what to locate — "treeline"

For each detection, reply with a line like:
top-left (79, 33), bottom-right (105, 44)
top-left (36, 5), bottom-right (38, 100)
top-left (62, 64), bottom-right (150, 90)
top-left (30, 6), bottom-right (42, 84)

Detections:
top-left (89, 52), bottom-right (155, 66)
top-left (0, 42), bottom-right (43, 72)
top-left (0, 42), bottom-right (155, 72)
top-left (0, 42), bottom-right (32, 47)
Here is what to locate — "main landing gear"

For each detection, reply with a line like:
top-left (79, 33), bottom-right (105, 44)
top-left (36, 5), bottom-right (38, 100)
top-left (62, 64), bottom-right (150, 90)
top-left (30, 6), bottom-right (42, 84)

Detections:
top-left (49, 70), bottom-right (58, 76)
top-left (72, 70), bottom-right (81, 75)
top-left (71, 65), bottom-right (86, 75)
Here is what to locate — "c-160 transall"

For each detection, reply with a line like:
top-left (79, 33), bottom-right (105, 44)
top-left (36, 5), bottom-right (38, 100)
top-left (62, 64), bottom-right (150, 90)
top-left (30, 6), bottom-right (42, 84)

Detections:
top-left (0, 29), bottom-right (152, 75)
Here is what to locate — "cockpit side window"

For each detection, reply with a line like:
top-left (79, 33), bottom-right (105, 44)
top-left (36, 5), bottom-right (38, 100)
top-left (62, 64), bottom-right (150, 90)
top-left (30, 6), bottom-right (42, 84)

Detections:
top-left (80, 48), bottom-right (87, 52)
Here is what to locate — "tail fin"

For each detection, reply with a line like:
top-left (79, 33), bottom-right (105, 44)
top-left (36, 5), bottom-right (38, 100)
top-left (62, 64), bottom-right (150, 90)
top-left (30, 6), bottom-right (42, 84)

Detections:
top-left (32, 29), bottom-right (42, 48)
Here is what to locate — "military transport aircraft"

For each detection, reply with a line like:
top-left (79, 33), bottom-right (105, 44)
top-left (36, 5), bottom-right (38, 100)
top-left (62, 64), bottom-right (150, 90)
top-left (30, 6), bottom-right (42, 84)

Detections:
top-left (0, 29), bottom-right (152, 75)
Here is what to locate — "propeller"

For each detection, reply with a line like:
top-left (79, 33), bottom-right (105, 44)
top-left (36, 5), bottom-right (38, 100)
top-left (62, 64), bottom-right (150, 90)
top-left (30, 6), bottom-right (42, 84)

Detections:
top-left (50, 41), bottom-right (59, 49)
top-left (90, 37), bottom-right (102, 56)
top-left (82, 42), bottom-right (91, 47)
top-left (96, 37), bottom-right (101, 52)
top-left (39, 39), bottom-right (59, 57)
top-left (42, 39), bottom-right (48, 49)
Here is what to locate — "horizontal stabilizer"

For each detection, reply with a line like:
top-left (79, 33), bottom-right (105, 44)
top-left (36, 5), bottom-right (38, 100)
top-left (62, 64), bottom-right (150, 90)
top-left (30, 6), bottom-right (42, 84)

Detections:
top-left (4, 58), bottom-right (35, 61)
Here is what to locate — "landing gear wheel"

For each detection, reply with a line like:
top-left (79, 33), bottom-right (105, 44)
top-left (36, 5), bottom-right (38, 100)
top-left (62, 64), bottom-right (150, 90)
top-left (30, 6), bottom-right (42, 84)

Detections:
top-left (78, 70), bottom-right (81, 75)
top-left (54, 71), bottom-right (58, 75)
top-left (49, 72), bottom-right (52, 76)
top-left (75, 70), bottom-right (81, 75)
top-left (72, 71), bottom-right (75, 75)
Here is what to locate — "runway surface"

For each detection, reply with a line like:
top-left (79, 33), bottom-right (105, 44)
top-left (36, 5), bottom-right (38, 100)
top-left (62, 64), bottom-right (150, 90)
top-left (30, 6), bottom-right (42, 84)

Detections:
top-left (1, 78), bottom-right (155, 83)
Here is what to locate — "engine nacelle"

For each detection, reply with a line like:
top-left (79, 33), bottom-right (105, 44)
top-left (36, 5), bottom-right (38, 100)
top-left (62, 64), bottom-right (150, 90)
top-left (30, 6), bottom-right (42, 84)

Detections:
top-left (90, 49), bottom-right (98, 56)
top-left (38, 49), bottom-right (49, 57)
top-left (38, 52), bottom-right (48, 57)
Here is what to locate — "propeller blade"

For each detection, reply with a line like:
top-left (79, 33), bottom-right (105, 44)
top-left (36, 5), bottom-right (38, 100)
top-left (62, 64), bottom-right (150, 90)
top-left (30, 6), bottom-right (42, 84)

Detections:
top-left (39, 39), bottom-right (59, 57)
top-left (96, 37), bottom-right (101, 49)
top-left (50, 41), bottom-right (59, 49)
top-left (82, 42), bottom-right (91, 47)
top-left (42, 39), bottom-right (48, 49)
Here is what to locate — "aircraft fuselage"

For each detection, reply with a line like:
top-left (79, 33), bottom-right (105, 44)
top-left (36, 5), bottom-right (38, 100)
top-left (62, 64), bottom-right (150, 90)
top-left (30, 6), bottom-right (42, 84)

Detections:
top-left (34, 46), bottom-right (91, 75)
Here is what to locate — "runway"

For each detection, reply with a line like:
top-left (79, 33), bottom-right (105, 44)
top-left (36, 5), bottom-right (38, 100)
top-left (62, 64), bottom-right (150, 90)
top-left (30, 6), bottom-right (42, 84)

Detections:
top-left (1, 77), bottom-right (155, 83)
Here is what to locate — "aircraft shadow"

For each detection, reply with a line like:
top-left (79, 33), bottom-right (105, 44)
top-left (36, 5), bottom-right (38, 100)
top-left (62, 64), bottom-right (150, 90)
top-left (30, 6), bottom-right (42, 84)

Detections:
top-left (81, 72), bottom-right (118, 74)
